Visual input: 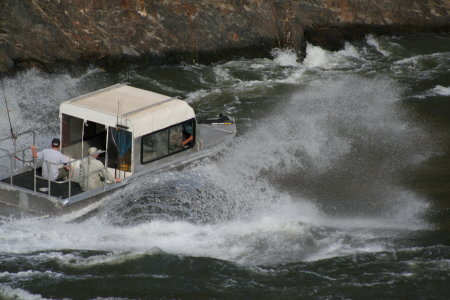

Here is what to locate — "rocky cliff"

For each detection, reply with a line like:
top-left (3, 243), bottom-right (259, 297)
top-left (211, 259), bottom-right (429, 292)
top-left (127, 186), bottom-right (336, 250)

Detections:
top-left (0, 0), bottom-right (449, 72)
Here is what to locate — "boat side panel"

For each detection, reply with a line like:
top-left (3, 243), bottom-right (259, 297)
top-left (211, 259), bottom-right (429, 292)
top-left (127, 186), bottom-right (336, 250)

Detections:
top-left (60, 187), bottom-right (120, 215)
top-left (0, 183), bottom-right (63, 216)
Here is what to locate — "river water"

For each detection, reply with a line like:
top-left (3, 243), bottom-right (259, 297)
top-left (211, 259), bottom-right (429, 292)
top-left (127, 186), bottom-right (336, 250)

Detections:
top-left (0, 33), bottom-right (449, 299)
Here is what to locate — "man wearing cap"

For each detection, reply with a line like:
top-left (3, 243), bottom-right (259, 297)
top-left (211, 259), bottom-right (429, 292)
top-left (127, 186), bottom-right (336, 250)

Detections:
top-left (31, 138), bottom-right (71, 181)
top-left (79, 147), bottom-right (120, 191)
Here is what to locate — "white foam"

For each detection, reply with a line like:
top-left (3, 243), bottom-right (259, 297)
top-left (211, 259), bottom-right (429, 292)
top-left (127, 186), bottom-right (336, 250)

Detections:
top-left (0, 182), bottom-right (408, 265)
top-left (184, 44), bottom-right (366, 106)
top-left (366, 34), bottom-right (390, 56)
top-left (0, 197), bottom-right (392, 265)
top-left (250, 63), bottom-right (267, 69)
top-left (0, 58), bottom-right (436, 267)
top-left (0, 270), bottom-right (62, 280)
top-left (271, 48), bottom-right (300, 67)
top-left (302, 44), bottom-right (332, 68)
top-left (411, 85), bottom-right (450, 99)
top-left (1, 76), bottom-right (430, 265)
top-left (431, 85), bottom-right (450, 96)
top-left (0, 284), bottom-right (50, 300)
top-left (185, 88), bottom-right (223, 103)
top-left (302, 43), bottom-right (362, 69)
top-left (213, 64), bottom-right (238, 84)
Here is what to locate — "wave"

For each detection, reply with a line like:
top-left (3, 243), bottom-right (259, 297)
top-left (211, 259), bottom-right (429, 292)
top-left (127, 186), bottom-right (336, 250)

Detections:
top-left (0, 36), bottom-right (443, 268)
top-left (302, 43), bottom-right (362, 70)
top-left (0, 73), bottom-right (434, 267)
top-left (0, 284), bottom-right (50, 300)
top-left (1, 245), bottom-right (448, 300)
top-left (271, 48), bottom-right (300, 67)
top-left (431, 85), bottom-right (450, 96)
top-left (366, 35), bottom-right (390, 57)
top-left (411, 85), bottom-right (450, 99)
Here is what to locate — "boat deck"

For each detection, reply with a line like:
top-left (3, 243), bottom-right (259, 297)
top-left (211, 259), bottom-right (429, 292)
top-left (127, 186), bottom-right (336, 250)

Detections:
top-left (1, 169), bottom-right (84, 199)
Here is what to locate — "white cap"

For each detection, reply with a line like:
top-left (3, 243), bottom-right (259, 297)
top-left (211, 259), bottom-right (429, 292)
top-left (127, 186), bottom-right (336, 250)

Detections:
top-left (88, 147), bottom-right (103, 155)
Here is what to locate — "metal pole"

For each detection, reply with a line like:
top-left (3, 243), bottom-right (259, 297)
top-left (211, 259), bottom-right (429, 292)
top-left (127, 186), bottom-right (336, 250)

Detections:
top-left (105, 126), bottom-right (109, 169)
top-left (68, 175), bottom-right (71, 198)
top-left (9, 154), bottom-right (13, 187)
top-left (33, 158), bottom-right (37, 193)
top-left (87, 157), bottom-right (90, 191)
top-left (47, 162), bottom-right (51, 196)
top-left (32, 131), bottom-right (37, 193)
top-left (81, 120), bottom-right (86, 158)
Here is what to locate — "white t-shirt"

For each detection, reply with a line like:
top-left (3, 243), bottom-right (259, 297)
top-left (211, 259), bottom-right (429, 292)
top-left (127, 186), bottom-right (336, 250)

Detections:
top-left (37, 148), bottom-right (70, 180)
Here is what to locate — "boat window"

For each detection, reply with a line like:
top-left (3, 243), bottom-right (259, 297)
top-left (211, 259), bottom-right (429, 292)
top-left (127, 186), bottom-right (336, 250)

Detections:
top-left (142, 130), bottom-right (168, 162)
top-left (169, 124), bottom-right (184, 153)
top-left (141, 119), bottom-right (195, 164)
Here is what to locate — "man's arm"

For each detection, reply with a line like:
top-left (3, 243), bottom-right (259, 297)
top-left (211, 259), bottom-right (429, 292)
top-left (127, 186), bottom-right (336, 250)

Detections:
top-left (31, 145), bottom-right (42, 159)
top-left (182, 135), bottom-right (193, 146)
top-left (97, 160), bottom-right (120, 183)
top-left (31, 145), bottom-right (37, 158)
top-left (103, 168), bottom-right (121, 183)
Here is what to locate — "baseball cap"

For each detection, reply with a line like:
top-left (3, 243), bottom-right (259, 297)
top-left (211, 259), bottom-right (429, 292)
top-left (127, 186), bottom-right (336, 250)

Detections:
top-left (52, 138), bottom-right (60, 147)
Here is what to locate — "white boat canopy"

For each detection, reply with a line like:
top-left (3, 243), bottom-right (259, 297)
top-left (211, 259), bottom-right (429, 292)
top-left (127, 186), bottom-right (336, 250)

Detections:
top-left (59, 84), bottom-right (195, 137)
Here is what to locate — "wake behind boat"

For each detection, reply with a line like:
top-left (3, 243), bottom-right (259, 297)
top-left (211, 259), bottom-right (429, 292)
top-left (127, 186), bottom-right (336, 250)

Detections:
top-left (0, 84), bottom-right (236, 217)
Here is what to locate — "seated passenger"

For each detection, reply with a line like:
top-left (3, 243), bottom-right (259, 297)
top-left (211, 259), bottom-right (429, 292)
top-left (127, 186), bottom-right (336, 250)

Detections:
top-left (79, 147), bottom-right (120, 191)
top-left (31, 138), bottom-right (71, 181)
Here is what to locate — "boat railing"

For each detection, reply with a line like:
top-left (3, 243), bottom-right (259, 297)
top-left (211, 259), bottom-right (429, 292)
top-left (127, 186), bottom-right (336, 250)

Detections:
top-left (32, 154), bottom-right (113, 199)
top-left (0, 129), bottom-right (36, 186)
top-left (0, 129), bottom-right (36, 145)
top-left (0, 146), bottom-right (35, 186)
top-left (1, 143), bottom-right (112, 199)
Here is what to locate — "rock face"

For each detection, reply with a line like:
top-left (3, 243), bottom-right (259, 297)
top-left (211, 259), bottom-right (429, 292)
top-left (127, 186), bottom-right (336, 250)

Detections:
top-left (0, 0), bottom-right (449, 72)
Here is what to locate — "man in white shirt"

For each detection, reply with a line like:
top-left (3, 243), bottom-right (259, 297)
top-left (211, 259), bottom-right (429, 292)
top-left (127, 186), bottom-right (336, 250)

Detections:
top-left (79, 147), bottom-right (120, 191)
top-left (31, 138), bottom-right (70, 181)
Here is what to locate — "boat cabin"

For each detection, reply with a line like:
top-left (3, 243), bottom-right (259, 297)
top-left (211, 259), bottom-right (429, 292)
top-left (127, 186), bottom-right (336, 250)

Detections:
top-left (60, 84), bottom-right (196, 179)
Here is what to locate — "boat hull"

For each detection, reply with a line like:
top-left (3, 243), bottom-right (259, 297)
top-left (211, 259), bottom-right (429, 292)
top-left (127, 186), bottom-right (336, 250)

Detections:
top-left (0, 181), bottom-right (125, 217)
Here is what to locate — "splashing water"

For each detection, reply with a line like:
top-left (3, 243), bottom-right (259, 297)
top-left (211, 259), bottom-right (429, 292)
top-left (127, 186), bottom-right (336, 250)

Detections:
top-left (0, 35), bottom-right (444, 271)
top-left (271, 48), bottom-right (300, 67)
top-left (0, 68), bottom-right (108, 147)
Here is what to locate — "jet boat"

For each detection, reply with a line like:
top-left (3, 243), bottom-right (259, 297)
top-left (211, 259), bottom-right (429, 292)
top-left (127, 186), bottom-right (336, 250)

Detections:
top-left (0, 84), bottom-right (236, 216)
